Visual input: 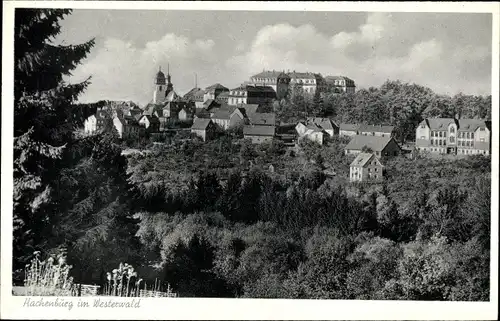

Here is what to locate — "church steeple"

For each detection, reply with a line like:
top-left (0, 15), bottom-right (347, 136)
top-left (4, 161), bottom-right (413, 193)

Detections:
top-left (166, 63), bottom-right (173, 94)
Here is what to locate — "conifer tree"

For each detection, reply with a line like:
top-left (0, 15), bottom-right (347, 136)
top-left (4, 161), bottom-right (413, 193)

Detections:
top-left (13, 9), bottom-right (96, 274)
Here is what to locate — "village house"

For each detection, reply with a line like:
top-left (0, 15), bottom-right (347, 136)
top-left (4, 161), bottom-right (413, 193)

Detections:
top-left (191, 118), bottom-right (217, 142)
top-left (295, 122), bottom-right (327, 145)
top-left (228, 85), bottom-right (277, 106)
top-left (178, 107), bottom-right (193, 122)
top-left (138, 115), bottom-right (160, 133)
top-left (339, 123), bottom-right (360, 137)
top-left (211, 106), bottom-right (246, 130)
top-left (113, 115), bottom-right (145, 139)
top-left (358, 124), bottom-right (395, 137)
top-left (349, 153), bottom-right (384, 183)
top-left (345, 135), bottom-right (402, 157)
top-left (243, 125), bottom-right (276, 144)
top-left (415, 117), bottom-right (491, 155)
top-left (306, 117), bottom-right (339, 136)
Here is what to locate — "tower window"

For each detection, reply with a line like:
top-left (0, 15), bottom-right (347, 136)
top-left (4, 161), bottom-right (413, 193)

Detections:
top-left (159, 86), bottom-right (162, 91)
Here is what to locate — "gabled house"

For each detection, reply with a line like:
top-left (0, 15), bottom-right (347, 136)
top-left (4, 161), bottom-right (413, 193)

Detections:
top-left (349, 153), bottom-right (384, 182)
top-left (113, 115), bottom-right (145, 139)
top-left (179, 108), bottom-right (193, 121)
top-left (358, 124), bottom-right (395, 138)
top-left (243, 125), bottom-right (276, 144)
top-left (138, 115), bottom-right (160, 133)
top-left (339, 123), bottom-right (360, 137)
top-left (306, 117), bottom-right (339, 136)
top-left (345, 135), bottom-right (402, 157)
top-left (191, 118), bottom-right (216, 142)
top-left (211, 106), bottom-right (246, 130)
top-left (204, 83), bottom-right (229, 101)
top-left (295, 122), bottom-right (327, 145)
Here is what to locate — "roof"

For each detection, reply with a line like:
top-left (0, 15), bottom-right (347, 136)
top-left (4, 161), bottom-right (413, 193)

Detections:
top-left (358, 124), bottom-right (394, 133)
top-left (236, 103), bottom-right (259, 115)
top-left (156, 70), bottom-right (166, 79)
top-left (203, 99), bottom-right (219, 110)
top-left (251, 70), bottom-right (285, 79)
top-left (458, 119), bottom-right (489, 132)
top-left (230, 85), bottom-right (277, 94)
top-left (423, 118), bottom-right (457, 130)
top-left (140, 115), bottom-right (160, 124)
top-left (212, 109), bottom-right (232, 120)
top-left (191, 118), bottom-right (213, 130)
top-left (307, 117), bottom-right (338, 131)
top-left (306, 123), bottom-right (324, 132)
top-left (244, 125), bottom-right (276, 137)
top-left (325, 75), bottom-right (355, 84)
top-left (183, 87), bottom-right (205, 101)
top-left (345, 135), bottom-right (394, 152)
top-left (205, 83), bottom-right (229, 92)
top-left (248, 112), bottom-right (276, 126)
top-left (166, 90), bottom-right (181, 102)
top-left (339, 123), bottom-right (360, 131)
top-left (350, 153), bottom-right (382, 168)
top-left (288, 71), bottom-right (317, 80)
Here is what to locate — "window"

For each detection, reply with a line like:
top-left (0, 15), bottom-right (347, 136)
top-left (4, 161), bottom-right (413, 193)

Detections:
top-left (450, 127), bottom-right (455, 133)
top-left (375, 168), bottom-right (378, 172)
top-left (420, 124), bottom-right (425, 129)
top-left (368, 168), bottom-right (371, 172)
top-left (438, 140), bottom-right (442, 146)
top-left (466, 132), bottom-right (470, 139)
top-left (449, 136), bottom-right (455, 143)
top-left (480, 128), bottom-right (485, 131)
top-left (443, 131), bottom-right (446, 137)
top-left (471, 133), bottom-right (474, 139)
top-left (443, 140), bottom-right (446, 146)
top-left (431, 131), bottom-right (434, 137)
top-left (439, 131), bottom-right (442, 137)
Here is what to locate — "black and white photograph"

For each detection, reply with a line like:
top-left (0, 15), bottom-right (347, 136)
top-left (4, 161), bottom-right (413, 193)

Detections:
top-left (1, 1), bottom-right (498, 320)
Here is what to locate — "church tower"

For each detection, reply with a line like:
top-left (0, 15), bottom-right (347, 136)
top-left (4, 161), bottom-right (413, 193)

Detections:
top-left (153, 66), bottom-right (167, 103)
top-left (165, 63), bottom-right (174, 97)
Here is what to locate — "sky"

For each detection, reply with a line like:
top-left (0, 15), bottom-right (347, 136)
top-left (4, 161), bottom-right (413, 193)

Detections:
top-left (55, 9), bottom-right (493, 106)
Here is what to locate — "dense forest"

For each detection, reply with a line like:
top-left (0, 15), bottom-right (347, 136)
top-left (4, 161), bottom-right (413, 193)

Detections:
top-left (12, 9), bottom-right (492, 301)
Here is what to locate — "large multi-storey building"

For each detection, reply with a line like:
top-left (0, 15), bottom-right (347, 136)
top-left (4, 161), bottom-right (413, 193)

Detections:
top-left (415, 118), bottom-right (491, 155)
top-left (323, 76), bottom-right (356, 94)
top-left (288, 71), bottom-right (322, 94)
top-left (228, 85), bottom-right (277, 106)
top-left (247, 70), bottom-right (291, 99)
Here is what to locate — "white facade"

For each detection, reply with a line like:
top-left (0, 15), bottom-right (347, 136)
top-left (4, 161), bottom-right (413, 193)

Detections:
top-left (84, 115), bottom-right (97, 134)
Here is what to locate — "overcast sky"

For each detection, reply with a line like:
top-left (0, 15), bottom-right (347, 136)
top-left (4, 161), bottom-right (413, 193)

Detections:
top-left (56, 10), bottom-right (493, 106)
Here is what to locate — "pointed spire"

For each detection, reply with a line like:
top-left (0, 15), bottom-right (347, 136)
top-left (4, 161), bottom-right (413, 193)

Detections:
top-left (167, 63), bottom-right (170, 75)
top-left (159, 66), bottom-right (161, 72)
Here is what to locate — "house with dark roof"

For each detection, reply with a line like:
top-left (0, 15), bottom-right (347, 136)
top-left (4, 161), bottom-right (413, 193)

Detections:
top-left (306, 117), bottom-right (339, 136)
top-left (248, 70), bottom-right (291, 99)
top-left (228, 85), bottom-right (277, 106)
top-left (416, 117), bottom-right (491, 155)
top-left (113, 115), bottom-right (145, 139)
top-left (323, 75), bottom-right (356, 94)
top-left (295, 122), bottom-right (328, 145)
top-left (243, 125), bottom-right (276, 144)
top-left (211, 106), bottom-right (246, 130)
top-left (339, 123), bottom-right (360, 137)
top-left (345, 135), bottom-right (402, 157)
top-left (349, 153), bottom-right (384, 182)
top-left (215, 91), bottom-right (229, 104)
top-left (191, 118), bottom-right (216, 142)
top-left (358, 124), bottom-right (395, 138)
top-left (138, 115), bottom-right (160, 133)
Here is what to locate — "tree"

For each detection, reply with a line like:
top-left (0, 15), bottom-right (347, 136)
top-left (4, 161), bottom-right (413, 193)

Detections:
top-left (13, 9), bottom-right (95, 276)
